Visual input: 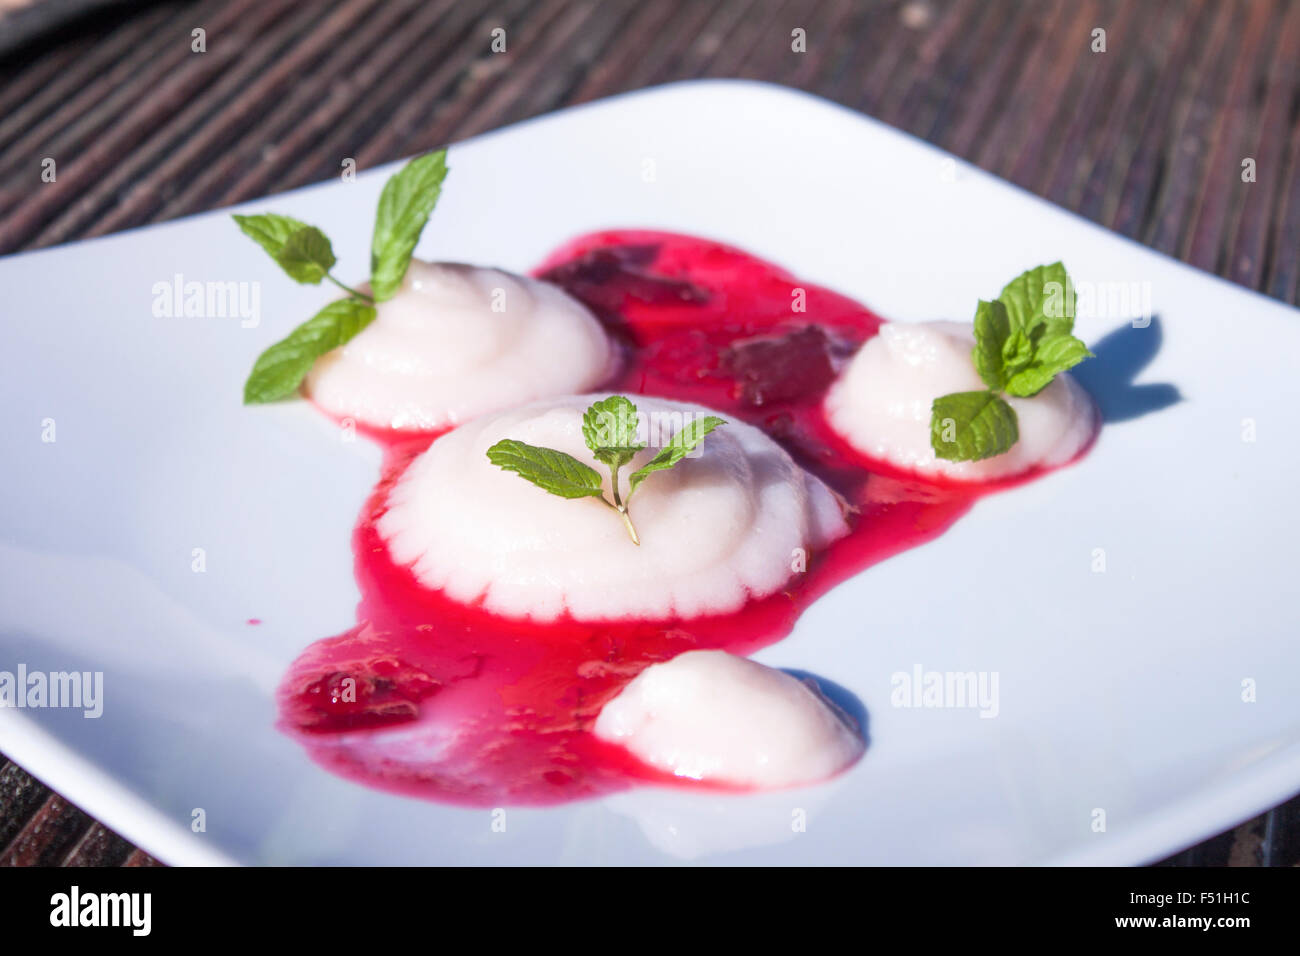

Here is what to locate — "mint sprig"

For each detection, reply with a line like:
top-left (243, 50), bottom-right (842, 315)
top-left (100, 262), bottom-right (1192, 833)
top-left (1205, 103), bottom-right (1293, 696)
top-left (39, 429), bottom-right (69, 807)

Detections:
top-left (931, 391), bottom-right (1019, 462)
top-left (583, 394), bottom-right (644, 467)
top-left (931, 262), bottom-right (1093, 462)
top-left (486, 440), bottom-right (606, 499)
top-left (486, 396), bottom-right (727, 545)
top-left (370, 150), bottom-right (448, 302)
top-left (231, 213), bottom-right (309, 259)
top-left (235, 149), bottom-right (449, 404)
top-left (243, 299), bottom-right (377, 404)
top-left (274, 226), bottom-right (337, 285)
top-left (233, 216), bottom-right (364, 299)
top-left (628, 414), bottom-right (726, 495)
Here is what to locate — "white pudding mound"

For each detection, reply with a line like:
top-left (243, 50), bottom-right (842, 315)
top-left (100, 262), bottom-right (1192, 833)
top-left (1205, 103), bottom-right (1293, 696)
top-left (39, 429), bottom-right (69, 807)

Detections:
top-left (304, 261), bottom-right (614, 431)
top-left (593, 650), bottom-right (864, 788)
top-left (377, 394), bottom-right (848, 622)
top-left (824, 320), bottom-right (1095, 482)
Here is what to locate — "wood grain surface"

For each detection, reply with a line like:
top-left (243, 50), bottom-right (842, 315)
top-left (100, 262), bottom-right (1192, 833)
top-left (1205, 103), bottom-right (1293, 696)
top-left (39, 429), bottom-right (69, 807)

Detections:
top-left (0, 0), bottom-right (1297, 866)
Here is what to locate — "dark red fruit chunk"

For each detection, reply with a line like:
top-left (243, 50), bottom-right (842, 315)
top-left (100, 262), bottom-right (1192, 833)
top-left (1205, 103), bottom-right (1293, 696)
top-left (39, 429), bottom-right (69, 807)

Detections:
top-left (722, 325), bottom-right (843, 406)
top-left (291, 661), bottom-right (440, 733)
top-left (539, 244), bottom-right (710, 315)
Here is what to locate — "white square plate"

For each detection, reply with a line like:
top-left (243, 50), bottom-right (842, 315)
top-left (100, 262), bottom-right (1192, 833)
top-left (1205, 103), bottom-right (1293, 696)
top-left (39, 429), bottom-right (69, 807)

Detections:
top-left (2, 80), bottom-right (1298, 866)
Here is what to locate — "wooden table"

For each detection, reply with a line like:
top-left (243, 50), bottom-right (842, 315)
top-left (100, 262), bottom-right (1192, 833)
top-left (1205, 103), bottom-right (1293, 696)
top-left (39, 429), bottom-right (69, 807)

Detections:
top-left (1, 0), bottom-right (1297, 866)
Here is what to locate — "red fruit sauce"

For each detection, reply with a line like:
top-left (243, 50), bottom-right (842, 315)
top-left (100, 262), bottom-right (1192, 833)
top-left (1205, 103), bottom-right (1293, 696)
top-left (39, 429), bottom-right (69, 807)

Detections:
top-left (276, 230), bottom-right (1091, 807)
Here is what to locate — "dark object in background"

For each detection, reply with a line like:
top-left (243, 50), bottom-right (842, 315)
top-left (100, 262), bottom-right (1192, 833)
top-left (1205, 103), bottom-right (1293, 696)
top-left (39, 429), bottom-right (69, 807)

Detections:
top-left (0, 0), bottom-right (142, 59)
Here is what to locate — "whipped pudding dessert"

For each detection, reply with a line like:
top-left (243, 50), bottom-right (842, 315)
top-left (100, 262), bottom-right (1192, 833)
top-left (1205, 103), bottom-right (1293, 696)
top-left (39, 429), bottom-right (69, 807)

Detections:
top-left (825, 320), bottom-right (1095, 482)
top-left (304, 261), bottom-right (614, 431)
top-left (594, 650), bottom-right (863, 788)
top-left (250, 186), bottom-right (1100, 807)
top-left (377, 393), bottom-right (848, 622)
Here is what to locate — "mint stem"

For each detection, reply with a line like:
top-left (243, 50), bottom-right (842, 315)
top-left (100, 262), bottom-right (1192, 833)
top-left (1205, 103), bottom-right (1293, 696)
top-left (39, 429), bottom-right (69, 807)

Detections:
top-left (606, 461), bottom-right (640, 546)
top-left (616, 506), bottom-right (640, 546)
top-left (326, 273), bottom-right (374, 303)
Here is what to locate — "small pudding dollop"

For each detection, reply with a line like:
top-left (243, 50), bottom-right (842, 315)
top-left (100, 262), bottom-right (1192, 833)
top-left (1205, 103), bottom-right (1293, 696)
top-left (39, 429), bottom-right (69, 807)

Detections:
top-left (824, 320), bottom-right (1095, 482)
top-left (593, 650), bottom-right (864, 788)
top-left (377, 394), bottom-right (847, 621)
top-left (304, 261), bottom-right (614, 431)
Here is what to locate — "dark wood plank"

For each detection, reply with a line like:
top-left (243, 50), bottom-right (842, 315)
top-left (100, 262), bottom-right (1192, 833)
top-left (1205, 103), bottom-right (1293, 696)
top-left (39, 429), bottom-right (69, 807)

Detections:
top-left (1182, 0), bottom-right (1277, 272)
top-left (61, 820), bottom-right (134, 867)
top-left (0, 759), bottom-right (55, 851)
top-left (1239, 1), bottom-right (1300, 297)
top-left (0, 793), bottom-right (93, 866)
top-left (93, 0), bottom-right (424, 233)
top-left (43, 0), bottom-right (366, 243)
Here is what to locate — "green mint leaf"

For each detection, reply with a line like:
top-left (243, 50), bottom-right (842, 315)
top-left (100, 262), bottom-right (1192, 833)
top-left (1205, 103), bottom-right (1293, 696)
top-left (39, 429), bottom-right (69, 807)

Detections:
top-left (370, 150), bottom-right (449, 302)
top-left (998, 261), bottom-right (1074, 341)
top-left (930, 391), bottom-right (1019, 462)
top-left (243, 298), bottom-right (376, 404)
top-left (232, 212), bottom-right (311, 260)
top-left (1003, 334), bottom-right (1093, 398)
top-left (582, 395), bottom-right (645, 467)
top-left (1000, 327), bottom-right (1035, 385)
top-left (274, 226), bottom-right (337, 285)
top-left (488, 398), bottom-right (726, 545)
top-left (485, 440), bottom-right (606, 499)
top-left (972, 299), bottom-right (1011, 389)
top-left (1001, 327), bottom-right (1033, 369)
top-left (628, 415), bottom-right (726, 496)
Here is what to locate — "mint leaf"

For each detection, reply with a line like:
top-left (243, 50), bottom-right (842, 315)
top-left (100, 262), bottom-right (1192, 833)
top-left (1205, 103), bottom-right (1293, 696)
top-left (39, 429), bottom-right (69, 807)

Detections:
top-left (582, 395), bottom-right (644, 467)
top-left (486, 397), bottom-right (728, 544)
top-left (1001, 327), bottom-right (1032, 368)
top-left (485, 440), bottom-right (606, 499)
top-left (930, 391), bottom-right (1019, 462)
top-left (232, 212), bottom-right (310, 260)
top-left (943, 263), bottom-right (1092, 461)
top-left (243, 298), bottom-right (376, 404)
top-left (628, 415), bottom-right (726, 496)
top-left (1000, 327), bottom-right (1035, 387)
top-left (1003, 334), bottom-right (1093, 398)
top-left (999, 261), bottom-right (1074, 341)
top-left (370, 150), bottom-right (449, 302)
top-left (972, 299), bottom-right (1011, 389)
top-left (275, 226), bottom-right (336, 285)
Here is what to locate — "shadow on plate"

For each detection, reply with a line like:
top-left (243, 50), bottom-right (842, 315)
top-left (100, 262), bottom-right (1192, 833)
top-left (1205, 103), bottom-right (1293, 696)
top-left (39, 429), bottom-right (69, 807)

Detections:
top-left (1071, 316), bottom-right (1181, 424)
top-left (781, 668), bottom-right (870, 746)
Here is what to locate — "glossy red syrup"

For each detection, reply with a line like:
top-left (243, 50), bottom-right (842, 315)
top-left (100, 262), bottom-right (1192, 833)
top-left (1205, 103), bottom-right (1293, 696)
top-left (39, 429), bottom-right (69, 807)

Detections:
top-left (277, 231), bottom-right (1085, 807)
